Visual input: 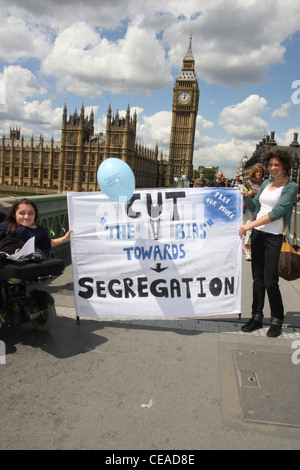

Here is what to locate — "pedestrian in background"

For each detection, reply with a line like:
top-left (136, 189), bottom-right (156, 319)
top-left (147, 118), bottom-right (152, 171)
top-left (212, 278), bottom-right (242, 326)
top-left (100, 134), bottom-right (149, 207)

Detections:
top-left (193, 173), bottom-right (207, 187)
top-left (209, 171), bottom-right (225, 187)
top-left (242, 163), bottom-right (264, 261)
top-left (231, 173), bottom-right (242, 188)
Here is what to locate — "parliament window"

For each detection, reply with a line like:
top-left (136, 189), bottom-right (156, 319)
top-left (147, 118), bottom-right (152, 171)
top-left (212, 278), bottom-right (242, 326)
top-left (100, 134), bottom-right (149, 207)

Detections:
top-left (67, 152), bottom-right (74, 165)
top-left (66, 169), bottom-right (73, 181)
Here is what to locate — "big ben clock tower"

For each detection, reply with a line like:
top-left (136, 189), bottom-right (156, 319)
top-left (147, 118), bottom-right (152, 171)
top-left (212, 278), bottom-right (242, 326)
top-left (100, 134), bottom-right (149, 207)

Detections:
top-left (168, 35), bottom-right (199, 185)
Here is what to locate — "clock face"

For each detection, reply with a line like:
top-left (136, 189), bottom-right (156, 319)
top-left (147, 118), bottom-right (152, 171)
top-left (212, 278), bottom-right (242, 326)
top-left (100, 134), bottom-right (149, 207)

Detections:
top-left (178, 92), bottom-right (191, 104)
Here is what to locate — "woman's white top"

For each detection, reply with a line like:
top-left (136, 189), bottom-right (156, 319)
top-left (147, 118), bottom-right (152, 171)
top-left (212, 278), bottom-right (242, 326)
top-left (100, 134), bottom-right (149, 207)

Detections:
top-left (256, 184), bottom-right (284, 234)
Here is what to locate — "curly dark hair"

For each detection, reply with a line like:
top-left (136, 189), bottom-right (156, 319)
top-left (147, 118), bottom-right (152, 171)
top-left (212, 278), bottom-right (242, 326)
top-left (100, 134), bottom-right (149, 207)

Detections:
top-left (262, 149), bottom-right (293, 175)
top-left (3, 198), bottom-right (39, 235)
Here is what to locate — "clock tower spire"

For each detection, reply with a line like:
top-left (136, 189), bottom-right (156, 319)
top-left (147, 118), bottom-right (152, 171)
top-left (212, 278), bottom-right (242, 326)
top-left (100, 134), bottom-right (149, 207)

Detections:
top-left (168, 35), bottom-right (200, 185)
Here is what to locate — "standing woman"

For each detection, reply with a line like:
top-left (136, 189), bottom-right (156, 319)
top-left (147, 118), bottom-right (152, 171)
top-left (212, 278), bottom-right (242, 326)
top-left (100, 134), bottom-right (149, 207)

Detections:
top-left (239, 150), bottom-right (298, 337)
top-left (242, 163), bottom-right (264, 261)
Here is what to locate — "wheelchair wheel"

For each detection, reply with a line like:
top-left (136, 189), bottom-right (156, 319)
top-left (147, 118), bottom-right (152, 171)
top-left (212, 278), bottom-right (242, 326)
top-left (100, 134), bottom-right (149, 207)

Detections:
top-left (31, 304), bottom-right (56, 331)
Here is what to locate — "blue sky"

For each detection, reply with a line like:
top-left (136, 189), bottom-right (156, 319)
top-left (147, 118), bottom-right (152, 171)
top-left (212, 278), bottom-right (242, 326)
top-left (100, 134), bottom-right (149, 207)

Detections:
top-left (0, 0), bottom-right (299, 178)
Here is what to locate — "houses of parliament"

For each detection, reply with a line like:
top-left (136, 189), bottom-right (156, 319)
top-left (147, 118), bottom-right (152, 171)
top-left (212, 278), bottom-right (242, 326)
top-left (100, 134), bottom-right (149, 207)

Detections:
top-left (0, 37), bottom-right (200, 193)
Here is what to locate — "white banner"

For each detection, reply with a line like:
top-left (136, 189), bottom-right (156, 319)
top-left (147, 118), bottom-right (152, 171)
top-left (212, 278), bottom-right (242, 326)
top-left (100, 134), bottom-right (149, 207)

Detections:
top-left (67, 188), bottom-right (243, 319)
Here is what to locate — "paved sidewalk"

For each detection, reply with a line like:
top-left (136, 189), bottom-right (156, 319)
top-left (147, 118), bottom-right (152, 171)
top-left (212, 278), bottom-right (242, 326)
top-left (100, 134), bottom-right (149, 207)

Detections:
top-left (50, 260), bottom-right (300, 447)
top-left (1, 259), bottom-right (300, 450)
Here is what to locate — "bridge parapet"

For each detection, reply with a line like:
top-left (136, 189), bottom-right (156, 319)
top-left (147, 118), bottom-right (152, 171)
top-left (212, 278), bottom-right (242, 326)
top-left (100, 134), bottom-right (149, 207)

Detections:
top-left (0, 194), bottom-right (71, 265)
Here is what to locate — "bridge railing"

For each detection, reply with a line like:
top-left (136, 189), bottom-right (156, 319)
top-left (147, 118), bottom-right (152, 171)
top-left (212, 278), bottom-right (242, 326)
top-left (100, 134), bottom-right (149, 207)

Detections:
top-left (0, 194), bottom-right (71, 265)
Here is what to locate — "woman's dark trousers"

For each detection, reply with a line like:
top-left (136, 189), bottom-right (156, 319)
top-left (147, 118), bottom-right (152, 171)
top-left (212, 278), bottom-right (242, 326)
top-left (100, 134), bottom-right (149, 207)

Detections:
top-left (251, 229), bottom-right (284, 324)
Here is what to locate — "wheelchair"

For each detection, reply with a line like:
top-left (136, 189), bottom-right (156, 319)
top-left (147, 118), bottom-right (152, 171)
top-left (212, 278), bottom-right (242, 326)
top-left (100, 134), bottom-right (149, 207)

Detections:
top-left (0, 257), bottom-right (64, 331)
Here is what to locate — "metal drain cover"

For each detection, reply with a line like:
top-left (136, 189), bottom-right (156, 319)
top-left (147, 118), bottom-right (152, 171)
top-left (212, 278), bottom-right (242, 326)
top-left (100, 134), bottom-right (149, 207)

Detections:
top-left (234, 350), bottom-right (300, 427)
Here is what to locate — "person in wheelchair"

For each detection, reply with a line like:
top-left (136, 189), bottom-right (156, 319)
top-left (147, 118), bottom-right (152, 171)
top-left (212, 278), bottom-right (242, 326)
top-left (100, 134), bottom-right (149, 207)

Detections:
top-left (0, 198), bottom-right (71, 253)
top-left (0, 199), bottom-right (70, 331)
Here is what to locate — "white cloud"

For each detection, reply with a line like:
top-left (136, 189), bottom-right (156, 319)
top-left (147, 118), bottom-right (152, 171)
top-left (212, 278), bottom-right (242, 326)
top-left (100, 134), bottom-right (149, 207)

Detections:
top-left (1, 65), bottom-right (45, 98)
top-left (0, 0), bottom-right (129, 30)
top-left (165, 0), bottom-right (300, 88)
top-left (3, 0), bottom-right (300, 91)
top-left (0, 65), bottom-right (62, 137)
top-left (271, 102), bottom-right (292, 119)
top-left (276, 127), bottom-right (300, 147)
top-left (0, 0), bottom-right (299, 179)
top-left (40, 20), bottom-right (172, 96)
top-left (218, 95), bottom-right (269, 139)
top-left (135, 111), bottom-right (172, 157)
top-left (193, 138), bottom-right (256, 178)
top-left (0, 13), bottom-right (52, 62)
top-left (0, 65), bottom-right (46, 116)
top-left (197, 115), bottom-right (214, 131)
top-left (193, 116), bottom-right (215, 151)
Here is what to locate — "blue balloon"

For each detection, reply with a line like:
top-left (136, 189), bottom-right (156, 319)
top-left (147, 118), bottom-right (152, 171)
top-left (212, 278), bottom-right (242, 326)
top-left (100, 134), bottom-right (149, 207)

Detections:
top-left (182, 174), bottom-right (186, 180)
top-left (97, 158), bottom-right (135, 202)
top-left (174, 177), bottom-right (178, 182)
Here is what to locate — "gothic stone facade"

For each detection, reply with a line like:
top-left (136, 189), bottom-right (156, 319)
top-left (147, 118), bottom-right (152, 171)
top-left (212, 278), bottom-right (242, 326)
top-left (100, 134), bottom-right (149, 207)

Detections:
top-left (0, 104), bottom-right (165, 192)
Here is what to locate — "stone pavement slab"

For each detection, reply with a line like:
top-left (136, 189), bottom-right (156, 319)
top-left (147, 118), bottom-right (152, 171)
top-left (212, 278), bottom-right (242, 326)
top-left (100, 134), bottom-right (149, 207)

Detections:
top-left (1, 259), bottom-right (300, 450)
top-left (1, 314), bottom-right (300, 450)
